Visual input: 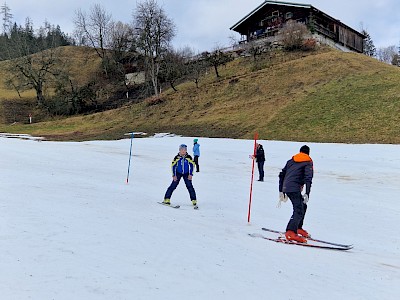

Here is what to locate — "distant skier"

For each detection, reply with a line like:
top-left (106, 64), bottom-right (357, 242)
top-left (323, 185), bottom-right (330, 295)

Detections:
top-left (163, 144), bottom-right (197, 207)
top-left (252, 143), bottom-right (265, 181)
top-left (278, 145), bottom-right (313, 243)
top-left (193, 138), bottom-right (200, 172)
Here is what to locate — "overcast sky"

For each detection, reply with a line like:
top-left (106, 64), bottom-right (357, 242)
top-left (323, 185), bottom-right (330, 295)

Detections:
top-left (6, 0), bottom-right (400, 52)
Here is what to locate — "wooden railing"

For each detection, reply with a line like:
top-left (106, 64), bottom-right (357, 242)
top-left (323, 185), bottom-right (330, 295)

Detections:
top-left (313, 23), bottom-right (336, 40)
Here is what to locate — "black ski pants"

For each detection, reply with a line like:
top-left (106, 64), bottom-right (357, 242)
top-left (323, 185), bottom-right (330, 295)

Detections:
top-left (257, 160), bottom-right (264, 180)
top-left (194, 155), bottom-right (200, 172)
top-left (286, 192), bottom-right (308, 232)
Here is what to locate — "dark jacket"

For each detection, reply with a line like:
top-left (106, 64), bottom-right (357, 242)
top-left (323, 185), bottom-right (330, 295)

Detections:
top-left (279, 153), bottom-right (313, 195)
top-left (171, 153), bottom-right (195, 176)
top-left (255, 146), bottom-right (265, 162)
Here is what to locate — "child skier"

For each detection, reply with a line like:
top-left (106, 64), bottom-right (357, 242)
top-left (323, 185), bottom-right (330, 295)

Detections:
top-left (163, 144), bottom-right (198, 208)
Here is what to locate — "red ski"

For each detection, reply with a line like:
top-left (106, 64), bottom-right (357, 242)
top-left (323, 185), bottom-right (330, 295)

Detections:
top-left (261, 227), bottom-right (353, 248)
top-left (249, 233), bottom-right (353, 251)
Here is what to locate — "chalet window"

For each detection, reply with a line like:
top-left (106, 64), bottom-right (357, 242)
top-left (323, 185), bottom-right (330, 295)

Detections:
top-left (285, 12), bottom-right (293, 19)
top-left (272, 10), bottom-right (279, 16)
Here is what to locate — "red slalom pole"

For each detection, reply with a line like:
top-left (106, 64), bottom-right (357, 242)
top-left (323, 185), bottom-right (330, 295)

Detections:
top-left (247, 132), bottom-right (258, 223)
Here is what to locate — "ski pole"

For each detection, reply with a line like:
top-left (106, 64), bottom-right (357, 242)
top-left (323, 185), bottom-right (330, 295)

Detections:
top-left (126, 132), bottom-right (134, 184)
top-left (248, 132), bottom-right (258, 223)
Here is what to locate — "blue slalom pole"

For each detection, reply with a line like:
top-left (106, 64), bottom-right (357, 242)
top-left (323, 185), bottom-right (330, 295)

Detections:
top-left (126, 132), bottom-right (134, 183)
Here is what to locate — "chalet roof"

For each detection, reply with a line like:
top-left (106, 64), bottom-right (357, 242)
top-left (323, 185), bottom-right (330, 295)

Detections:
top-left (230, 0), bottom-right (364, 37)
top-left (230, 1), bottom-right (312, 31)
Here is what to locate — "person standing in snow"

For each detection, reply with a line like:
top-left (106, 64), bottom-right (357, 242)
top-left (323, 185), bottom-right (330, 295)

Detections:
top-left (193, 138), bottom-right (200, 172)
top-left (278, 145), bottom-right (313, 243)
top-left (163, 144), bottom-right (198, 207)
top-left (252, 143), bottom-right (265, 181)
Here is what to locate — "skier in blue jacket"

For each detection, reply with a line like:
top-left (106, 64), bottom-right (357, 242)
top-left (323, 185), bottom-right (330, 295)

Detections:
top-left (193, 138), bottom-right (200, 172)
top-left (163, 144), bottom-right (197, 207)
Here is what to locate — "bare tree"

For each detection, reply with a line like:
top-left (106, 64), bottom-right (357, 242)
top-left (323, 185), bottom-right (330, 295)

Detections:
top-left (74, 4), bottom-right (112, 75)
top-left (133, 0), bottom-right (176, 97)
top-left (278, 20), bottom-right (310, 50)
top-left (6, 37), bottom-right (64, 107)
top-left (246, 40), bottom-right (263, 61)
top-left (109, 21), bottom-right (135, 59)
top-left (1, 2), bottom-right (12, 35)
top-left (159, 48), bottom-right (187, 92)
top-left (228, 33), bottom-right (240, 49)
top-left (108, 21), bottom-right (136, 88)
top-left (376, 45), bottom-right (397, 64)
top-left (187, 57), bottom-right (207, 88)
top-left (203, 47), bottom-right (233, 78)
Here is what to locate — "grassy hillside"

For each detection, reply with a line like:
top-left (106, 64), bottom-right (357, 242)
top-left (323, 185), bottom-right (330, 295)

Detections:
top-left (0, 46), bottom-right (101, 123)
top-left (1, 47), bottom-right (399, 144)
top-left (0, 46), bottom-right (101, 90)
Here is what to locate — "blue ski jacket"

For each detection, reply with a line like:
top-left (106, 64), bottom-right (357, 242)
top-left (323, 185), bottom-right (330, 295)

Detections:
top-left (171, 153), bottom-right (195, 176)
top-left (193, 143), bottom-right (200, 157)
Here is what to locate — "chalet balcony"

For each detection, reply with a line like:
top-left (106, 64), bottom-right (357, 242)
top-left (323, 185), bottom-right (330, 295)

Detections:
top-left (249, 24), bottom-right (283, 40)
top-left (313, 23), bottom-right (336, 40)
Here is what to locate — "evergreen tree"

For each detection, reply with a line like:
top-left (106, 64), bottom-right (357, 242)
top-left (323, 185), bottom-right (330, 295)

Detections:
top-left (397, 42), bottom-right (400, 67)
top-left (391, 54), bottom-right (399, 66)
top-left (361, 29), bottom-right (376, 57)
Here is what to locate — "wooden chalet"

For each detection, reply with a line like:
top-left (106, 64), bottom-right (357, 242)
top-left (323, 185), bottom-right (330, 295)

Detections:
top-left (230, 1), bottom-right (365, 53)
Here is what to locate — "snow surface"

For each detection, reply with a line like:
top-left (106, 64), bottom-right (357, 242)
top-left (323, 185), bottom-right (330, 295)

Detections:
top-left (1, 135), bottom-right (399, 300)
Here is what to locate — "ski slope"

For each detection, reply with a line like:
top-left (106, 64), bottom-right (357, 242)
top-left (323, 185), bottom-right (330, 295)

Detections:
top-left (1, 135), bottom-right (399, 299)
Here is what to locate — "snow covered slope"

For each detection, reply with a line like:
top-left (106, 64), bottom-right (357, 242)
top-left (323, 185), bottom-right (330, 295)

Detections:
top-left (1, 136), bottom-right (399, 299)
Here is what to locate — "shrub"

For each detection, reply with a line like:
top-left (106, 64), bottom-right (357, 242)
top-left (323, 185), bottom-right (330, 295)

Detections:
top-left (278, 20), bottom-right (310, 51)
top-left (146, 96), bottom-right (165, 106)
top-left (302, 38), bottom-right (317, 51)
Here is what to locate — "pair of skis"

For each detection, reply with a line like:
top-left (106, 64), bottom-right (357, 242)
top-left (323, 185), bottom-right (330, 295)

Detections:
top-left (158, 202), bottom-right (198, 210)
top-left (249, 228), bottom-right (353, 251)
top-left (157, 203), bottom-right (350, 250)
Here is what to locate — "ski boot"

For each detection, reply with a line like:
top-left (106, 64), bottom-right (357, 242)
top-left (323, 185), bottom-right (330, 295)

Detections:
top-left (285, 230), bottom-right (307, 243)
top-left (297, 228), bottom-right (310, 238)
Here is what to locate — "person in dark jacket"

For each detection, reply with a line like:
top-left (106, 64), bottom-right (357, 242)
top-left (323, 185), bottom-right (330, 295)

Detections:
top-left (163, 144), bottom-right (197, 207)
top-left (278, 145), bottom-right (313, 243)
top-left (253, 143), bottom-right (265, 181)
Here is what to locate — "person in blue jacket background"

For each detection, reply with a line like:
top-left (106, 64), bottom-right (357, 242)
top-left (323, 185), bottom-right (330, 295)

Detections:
top-left (193, 138), bottom-right (200, 172)
top-left (163, 144), bottom-right (197, 207)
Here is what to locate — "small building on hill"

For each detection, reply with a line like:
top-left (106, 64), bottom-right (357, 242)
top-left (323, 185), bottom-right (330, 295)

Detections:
top-left (230, 0), bottom-right (365, 53)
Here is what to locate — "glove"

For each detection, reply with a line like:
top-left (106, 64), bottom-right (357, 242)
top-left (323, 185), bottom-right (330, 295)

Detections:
top-left (279, 192), bottom-right (288, 202)
top-left (303, 193), bottom-right (309, 204)
top-left (277, 192), bottom-right (288, 208)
